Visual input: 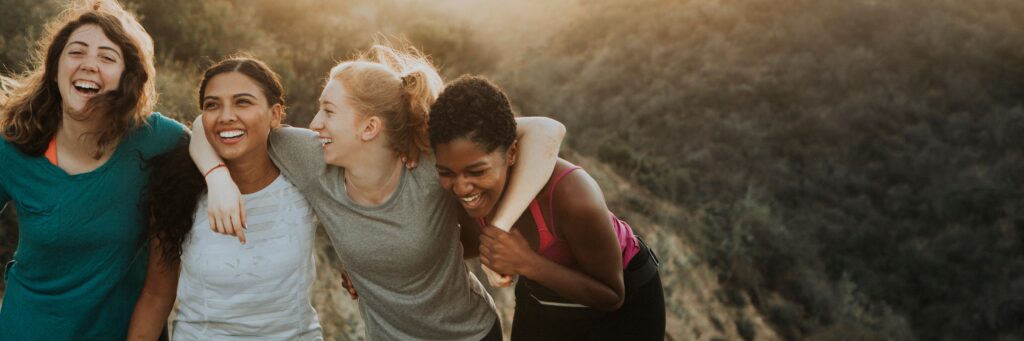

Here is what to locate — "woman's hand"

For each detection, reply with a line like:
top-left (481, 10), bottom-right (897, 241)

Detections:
top-left (204, 167), bottom-right (247, 244)
top-left (340, 268), bottom-right (358, 300)
top-left (479, 225), bottom-right (538, 278)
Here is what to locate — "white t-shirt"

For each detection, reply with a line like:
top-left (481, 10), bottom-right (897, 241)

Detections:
top-left (173, 175), bottom-right (323, 340)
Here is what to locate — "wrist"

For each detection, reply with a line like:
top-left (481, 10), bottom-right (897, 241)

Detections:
top-left (517, 252), bottom-right (543, 278)
top-left (204, 167), bottom-right (232, 185)
top-left (203, 163), bottom-right (226, 178)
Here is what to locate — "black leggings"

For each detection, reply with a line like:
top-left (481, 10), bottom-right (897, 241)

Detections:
top-left (510, 244), bottom-right (666, 340)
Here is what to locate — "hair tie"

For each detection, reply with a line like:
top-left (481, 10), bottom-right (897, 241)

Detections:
top-left (401, 74), bottom-right (415, 88)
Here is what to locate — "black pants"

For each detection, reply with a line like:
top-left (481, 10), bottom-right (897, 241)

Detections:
top-left (510, 242), bottom-right (666, 340)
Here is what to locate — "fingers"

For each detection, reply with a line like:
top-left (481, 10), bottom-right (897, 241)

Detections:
top-left (239, 199), bottom-right (248, 230)
top-left (341, 272), bottom-right (358, 299)
top-left (482, 266), bottom-right (513, 288)
top-left (234, 200), bottom-right (246, 244)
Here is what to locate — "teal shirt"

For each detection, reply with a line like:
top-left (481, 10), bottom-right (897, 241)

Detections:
top-left (0, 113), bottom-right (186, 340)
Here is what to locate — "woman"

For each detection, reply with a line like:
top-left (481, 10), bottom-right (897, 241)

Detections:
top-left (429, 76), bottom-right (665, 340)
top-left (192, 44), bottom-right (564, 340)
top-left (127, 56), bottom-right (323, 340)
top-left (0, 1), bottom-right (187, 339)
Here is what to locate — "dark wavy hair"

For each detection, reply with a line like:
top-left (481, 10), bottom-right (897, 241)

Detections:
top-left (142, 137), bottom-right (204, 266)
top-left (1, 1), bottom-right (156, 159)
top-left (428, 75), bottom-right (517, 153)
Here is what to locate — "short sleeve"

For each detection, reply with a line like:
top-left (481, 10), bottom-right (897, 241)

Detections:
top-left (268, 126), bottom-right (326, 190)
top-left (136, 112), bottom-right (188, 159)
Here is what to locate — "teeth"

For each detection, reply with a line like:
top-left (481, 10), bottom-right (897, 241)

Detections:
top-left (320, 137), bottom-right (333, 146)
top-left (218, 130), bottom-right (244, 138)
top-left (460, 193), bottom-right (481, 203)
top-left (73, 80), bottom-right (99, 90)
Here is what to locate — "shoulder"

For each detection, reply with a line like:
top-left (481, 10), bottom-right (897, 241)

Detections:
top-left (548, 159), bottom-right (609, 225)
top-left (270, 126), bottom-right (318, 146)
top-left (131, 112), bottom-right (189, 157)
top-left (143, 112), bottom-right (188, 138)
top-left (268, 126), bottom-right (320, 159)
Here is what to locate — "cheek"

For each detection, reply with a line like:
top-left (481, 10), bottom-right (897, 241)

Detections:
top-left (106, 66), bottom-right (125, 89)
top-left (201, 114), bottom-right (218, 134)
top-left (439, 177), bottom-right (454, 191)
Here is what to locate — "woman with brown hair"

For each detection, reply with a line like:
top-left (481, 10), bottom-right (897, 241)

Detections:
top-left (0, 1), bottom-right (186, 339)
top-left (127, 56), bottom-right (323, 340)
top-left (192, 44), bottom-right (565, 340)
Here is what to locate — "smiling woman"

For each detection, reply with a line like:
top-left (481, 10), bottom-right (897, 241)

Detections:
top-left (127, 56), bottom-right (323, 340)
top-left (0, 1), bottom-right (187, 340)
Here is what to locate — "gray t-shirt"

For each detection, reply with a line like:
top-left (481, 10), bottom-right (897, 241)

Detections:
top-left (268, 127), bottom-right (496, 341)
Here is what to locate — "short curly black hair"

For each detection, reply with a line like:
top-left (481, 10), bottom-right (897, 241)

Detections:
top-left (429, 75), bottom-right (517, 152)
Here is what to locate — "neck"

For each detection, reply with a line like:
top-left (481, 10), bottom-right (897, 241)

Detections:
top-left (58, 112), bottom-right (109, 156)
top-left (343, 144), bottom-right (404, 205)
top-left (226, 153), bottom-right (281, 195)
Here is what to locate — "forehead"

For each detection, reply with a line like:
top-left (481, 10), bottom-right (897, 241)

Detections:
top-left (204, 72), bottom-right (265, 99)
top-left (435, 137), bottom-right (495, 166)
top-left (320, 80), bottom-right (348, 105)
top-left (66, 24), bottom-right (120, 52)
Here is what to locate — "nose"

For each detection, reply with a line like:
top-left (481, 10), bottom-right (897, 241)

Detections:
top-left (79, 55), bottom-right (99, 73)
top-left (453, 176), bottom-right (474, 197)
top-left (309, 111), bottom-right (325, 130)
top-left (217, 105), bottom-right (237, 123)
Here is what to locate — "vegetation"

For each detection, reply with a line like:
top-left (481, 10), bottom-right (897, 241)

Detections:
top-left (496, 0), bottom-right (1024, 339)
top-left (3, 0), bottom-right (1023, 339)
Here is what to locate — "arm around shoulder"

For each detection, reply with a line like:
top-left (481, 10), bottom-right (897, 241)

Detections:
top-left (489, 116), bottom-right (566, 230)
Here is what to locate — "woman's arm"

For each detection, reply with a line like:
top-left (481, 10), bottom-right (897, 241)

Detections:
top-left (489, 117), bottom-right (565, 230)
top-left (189, 116), bottom-right (246, 244)
top-left (480, 168), bottom-right (626, 311)
top-left (127, 238), bottom-right (181, 340)
top-left (479, 116), bottom-right (564, 286)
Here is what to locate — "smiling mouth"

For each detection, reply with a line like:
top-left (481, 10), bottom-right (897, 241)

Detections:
top-left (73, 80), bottom-right (101, 95)
top-left (460, 193), bottom-right (483, 209)
top-left (320, 137), bottom-right (333, 146)
top-left (218, 129), bottom-right (246, 142)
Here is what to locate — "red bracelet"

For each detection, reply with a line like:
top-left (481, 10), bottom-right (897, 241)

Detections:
top-left (203, 163), bottom-right (226, 178)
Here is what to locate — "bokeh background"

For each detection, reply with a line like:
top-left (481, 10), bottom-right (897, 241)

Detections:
top-left (2, 0), bottom-right (1024, 340)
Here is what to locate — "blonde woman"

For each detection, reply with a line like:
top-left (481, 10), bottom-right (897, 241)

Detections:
top-left (192, 44), bottom-right (564, 340)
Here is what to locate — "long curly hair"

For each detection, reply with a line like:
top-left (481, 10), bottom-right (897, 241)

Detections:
top-left (142, 138), bottom-right (205, 266)
top-left (0, 0), bottom-right (156, 159)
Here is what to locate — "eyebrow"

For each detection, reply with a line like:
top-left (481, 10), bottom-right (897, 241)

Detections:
top-left (202, 93), bottom-right (258, 102)
top-left (67, 41), bottom-right (123, 58)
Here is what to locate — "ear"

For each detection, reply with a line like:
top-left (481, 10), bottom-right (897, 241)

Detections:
top-left (506, 139), bottom-right (519, 167)
top-left (360, 115), bottom-right (383, 141)
top-left (270, 104), bottom-right (284, 128)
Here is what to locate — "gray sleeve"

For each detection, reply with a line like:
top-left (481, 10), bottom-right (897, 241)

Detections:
top-left (268, 126), bottom-right (325, 190)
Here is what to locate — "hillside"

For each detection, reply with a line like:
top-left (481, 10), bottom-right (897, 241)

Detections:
top-left (300, 148), bottom-right (782, 340)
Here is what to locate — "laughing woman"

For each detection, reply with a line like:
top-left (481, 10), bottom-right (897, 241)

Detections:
top-left (429, 76), bottom-right (665, 340)
top-left (127, 56), bottom-right (323, 340)
top-left (192, 44), bottom-right (564, 340)
top-left (0, 1), bottom-right (186, 339)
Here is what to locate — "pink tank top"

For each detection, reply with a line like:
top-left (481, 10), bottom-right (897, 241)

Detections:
top-left (480, 166), bottom-right (640, 268)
